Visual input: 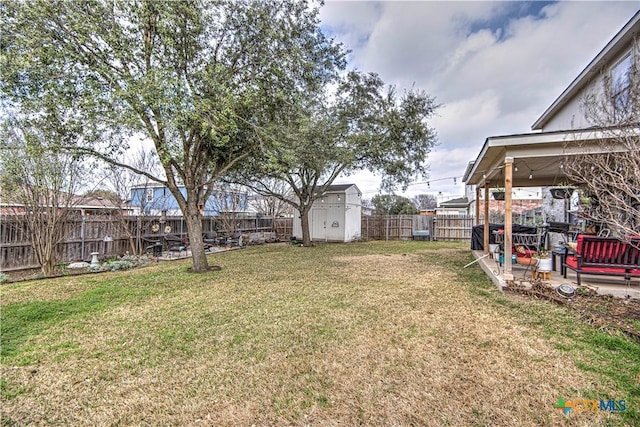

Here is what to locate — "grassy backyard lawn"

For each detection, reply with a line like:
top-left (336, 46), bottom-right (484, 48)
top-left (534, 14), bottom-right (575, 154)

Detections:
top-left (1, 241), bottom-right (639, 425)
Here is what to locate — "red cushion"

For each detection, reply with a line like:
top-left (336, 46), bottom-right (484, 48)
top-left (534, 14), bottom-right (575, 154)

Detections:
top-left (565, 257), bottom-right (639, 275)
top-left (576, 234), bottom-right (584, 252)
top-left (564, 257), bottom-right (579, 270)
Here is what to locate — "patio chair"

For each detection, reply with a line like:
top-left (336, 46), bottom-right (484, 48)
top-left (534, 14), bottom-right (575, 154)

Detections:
top-left (512, 232), bottom-right (545, 257)
top-left (165, 234), bottom-right (188, 257)
top-left (495, 226), bottom-right (547, 263)
top-left (226, 231), bottom-right (243, 247)
top-left (142, 237), bottom-right (163, 257)
top-left (203, 231), bottom-right (218, 250)
top-left (547, 221), bottom-right (571, 244)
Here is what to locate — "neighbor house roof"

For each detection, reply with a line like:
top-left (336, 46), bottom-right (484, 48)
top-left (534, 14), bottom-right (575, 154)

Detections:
top-left (440, 197), bottom-right (469, 208)
top-left (72, 195), bottom-right (122, 210)
top-left (0, 191), bottom-right (126, 214)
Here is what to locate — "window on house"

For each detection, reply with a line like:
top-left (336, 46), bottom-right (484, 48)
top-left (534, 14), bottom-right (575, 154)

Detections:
top-left (145, 188), bottom-right (154, 203)
top-left (610, 53), bottom-right (632, 117)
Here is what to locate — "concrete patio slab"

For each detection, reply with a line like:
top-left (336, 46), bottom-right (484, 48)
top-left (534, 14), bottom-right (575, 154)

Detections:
top-left (470, 250), bottom-right (640, 300)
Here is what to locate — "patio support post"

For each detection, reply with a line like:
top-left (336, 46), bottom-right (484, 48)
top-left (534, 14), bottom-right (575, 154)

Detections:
top-left (475, 186), bottom-right (481, 225)
top-left (483, 184), bottom-right (490, 254)
top-left (504, 156), bottom-right (514, 280)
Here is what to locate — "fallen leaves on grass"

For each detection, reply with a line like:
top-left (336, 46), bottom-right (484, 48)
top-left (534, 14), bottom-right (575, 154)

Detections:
top-left (505, 281), bottom-right (640, 339)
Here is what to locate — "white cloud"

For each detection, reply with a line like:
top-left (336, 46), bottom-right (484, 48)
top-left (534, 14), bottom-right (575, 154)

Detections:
top-left (432, 90), bottom-right (501, 147)
top-left (320, 1), bottom-right (639, 198)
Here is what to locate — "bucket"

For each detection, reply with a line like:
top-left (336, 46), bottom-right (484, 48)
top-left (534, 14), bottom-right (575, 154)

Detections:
top-left (488, 244), bottom-right (499, 259)
top-left (499, 254), bottom-right (517, 264)
top-left (537, 257), bottom-right (553, 272)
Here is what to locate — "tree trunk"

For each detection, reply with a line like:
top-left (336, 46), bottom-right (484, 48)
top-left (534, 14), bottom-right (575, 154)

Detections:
top-left (31, 217), bottom-right (61, 277)
top-left (128, 235), bottom-right (137, 256)
top-left (183, 201), bottom-right (209, 272)
top-left (42, 257), bottom-right (57, 277)
top-left (38, 236), bottom-right (58, 276)
top-left (300, 207), bottom-right (312, 247)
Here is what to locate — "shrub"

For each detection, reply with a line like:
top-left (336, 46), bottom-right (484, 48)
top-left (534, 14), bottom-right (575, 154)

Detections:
top-left (87, 255), bottom-right (151, 273)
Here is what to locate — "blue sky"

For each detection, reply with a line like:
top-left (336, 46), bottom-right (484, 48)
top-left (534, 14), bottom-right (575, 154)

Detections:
top-left (321, 1), bottom-right (640, 201)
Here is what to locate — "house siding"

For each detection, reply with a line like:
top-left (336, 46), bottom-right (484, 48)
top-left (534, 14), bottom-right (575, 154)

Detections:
top-left (129, 186), bottom-right (248, 217)
top-left (538, 31), bottom-right (639, 132)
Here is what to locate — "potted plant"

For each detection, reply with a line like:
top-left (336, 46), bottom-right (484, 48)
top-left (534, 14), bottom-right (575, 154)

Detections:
top-left (516, 256), bottom-right (538, 267)
top-left (549, 186), bottom-right (576, 199)
top-left (533, 251), bottom-right (552, 272)
top-left (491, 188), bottom-right (505, 200)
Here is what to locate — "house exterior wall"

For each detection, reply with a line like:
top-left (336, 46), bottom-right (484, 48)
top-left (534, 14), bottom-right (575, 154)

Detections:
top-left (129, 186), bottom-right (248, 217)
top-left (437, 207), bottom-right (468, 215)
top-left (539, 36), bottom-right (638, 132)
top-left (129, 186), bottom-right (183, 215)
top-left (476, 199), bottom-right (542, 216)
top-left (539, 85), bottom-right (593, 132)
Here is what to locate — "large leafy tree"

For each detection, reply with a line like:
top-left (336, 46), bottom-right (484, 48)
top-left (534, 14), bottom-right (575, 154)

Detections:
top-left (411, 194), bottom-right (438, 211)
top-left (372, 194), bottom-right (418, 215)
top-left (235, 71), bottom-right (438, 246)
top-left (1, 0), bottom-right (344, 271)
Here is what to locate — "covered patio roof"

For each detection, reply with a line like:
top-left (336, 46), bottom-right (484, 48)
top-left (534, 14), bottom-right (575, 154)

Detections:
top-left (462, 126), bottom-right (636, 281)
top-left (463, 127), bottom-right (626, 189)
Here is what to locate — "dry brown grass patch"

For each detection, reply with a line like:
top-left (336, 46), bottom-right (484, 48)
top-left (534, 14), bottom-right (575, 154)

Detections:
top-left (1, 243), bottom-right (630, 425)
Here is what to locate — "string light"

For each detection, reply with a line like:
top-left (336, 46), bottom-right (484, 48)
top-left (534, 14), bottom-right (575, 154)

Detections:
top-left (529, 170), bottom-right (533, 180)
top-left (406, 176), bottom-right (462, 187)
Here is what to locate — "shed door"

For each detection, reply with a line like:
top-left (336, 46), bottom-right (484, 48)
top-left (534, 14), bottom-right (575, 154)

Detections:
top-left (312, 209), bottom-right (327, 241)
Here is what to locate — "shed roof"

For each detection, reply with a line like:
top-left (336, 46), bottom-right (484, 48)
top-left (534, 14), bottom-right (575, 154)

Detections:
top-left (325, 184), bottom-right (360, 193)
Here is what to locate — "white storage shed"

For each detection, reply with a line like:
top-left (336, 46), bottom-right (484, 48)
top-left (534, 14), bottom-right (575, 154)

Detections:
top-left (292, 184), bottom-right (362, 243)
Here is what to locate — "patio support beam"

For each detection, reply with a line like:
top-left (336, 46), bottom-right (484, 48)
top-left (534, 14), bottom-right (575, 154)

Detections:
top-left (504, 156), bottom-right (514, 280)
top-left (483, 184), bottom-right (489, 254)
top-left (475, 186), bottom-right (481, 225)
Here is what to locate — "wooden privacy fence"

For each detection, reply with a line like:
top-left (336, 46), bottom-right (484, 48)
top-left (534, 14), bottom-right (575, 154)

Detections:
top-left (0, 215), bottom-right (278, 272)
top-left (359, 214), bottom-right (473, 241)
top-left (433, 215), bottom-right (475, 241)
top-left (0, 214), bottom-right (475, 271)
top-left (361, 215), bottom-right (415, 240)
